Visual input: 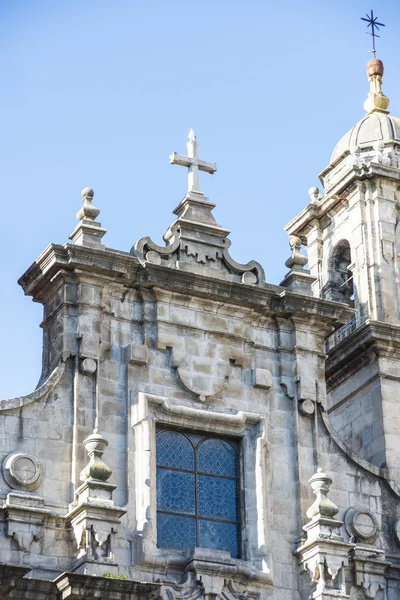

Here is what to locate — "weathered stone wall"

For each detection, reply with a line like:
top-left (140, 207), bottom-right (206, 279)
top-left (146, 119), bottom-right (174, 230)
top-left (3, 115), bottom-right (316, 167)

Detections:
top-left (2, 242), bottom-right (400, 599)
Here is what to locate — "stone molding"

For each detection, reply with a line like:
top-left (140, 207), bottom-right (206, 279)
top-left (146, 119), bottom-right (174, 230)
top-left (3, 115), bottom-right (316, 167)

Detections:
top-left (319, 406), bottom-right (400, 498)
top-left (55, 572), bottom-right (159, 600)
top-left (130, 392), bottom-right (272, 585)
top-left (2, 452), bottom-right (42, 491)
top-left (132, 228), bottom-right (265, 287)
top-left (131, 187), bottom-right (265, 287)
top-left (3, 491), bottom-right (51, 552)
top-left (0, 361), bottom-right (66, 413)
top-left (17, 244), bottom-right (354, 335)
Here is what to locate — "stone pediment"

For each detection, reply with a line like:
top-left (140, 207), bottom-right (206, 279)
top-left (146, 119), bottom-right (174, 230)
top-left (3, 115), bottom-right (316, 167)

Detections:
top-left (131, 192), bottom-right (265, 286)
top-left (131, 190), bottom-right (264, 285)
top-left (131, 130), bottom-right (264, 285)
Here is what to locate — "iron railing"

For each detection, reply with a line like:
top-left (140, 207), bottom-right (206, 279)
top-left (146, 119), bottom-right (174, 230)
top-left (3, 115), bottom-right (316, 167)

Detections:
top-left (325, 317), bottom-right (357, 352)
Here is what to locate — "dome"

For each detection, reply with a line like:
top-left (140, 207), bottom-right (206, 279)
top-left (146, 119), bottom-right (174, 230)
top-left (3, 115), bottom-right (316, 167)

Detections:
top-left (330, 111), bottom-right (400, 163)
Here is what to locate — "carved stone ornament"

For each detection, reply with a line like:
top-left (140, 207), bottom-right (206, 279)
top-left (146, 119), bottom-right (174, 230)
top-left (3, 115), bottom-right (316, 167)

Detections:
top-left (345, 508), bottom-right (379, 544)
top-left (3, 453), bottom-right (42, 491)
top-left (172, 342), bottom-right (230, 402)
top-left (131, 132), bottom-right (265, 285)
top-left (295, 469), bottom-right (355, 599)
top-left (66, 430), bottom-right (126, 567)
top-left (3, 491), bottom-right (50, 552)
top-left (81, 357), bottom-right (97, 376)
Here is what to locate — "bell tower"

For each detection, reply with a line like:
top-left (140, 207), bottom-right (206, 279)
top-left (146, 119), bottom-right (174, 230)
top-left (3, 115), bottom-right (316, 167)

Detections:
top-left (286, 58), bottom-right (400, 325)
top-left (285, 58), bottom-right (400, 480)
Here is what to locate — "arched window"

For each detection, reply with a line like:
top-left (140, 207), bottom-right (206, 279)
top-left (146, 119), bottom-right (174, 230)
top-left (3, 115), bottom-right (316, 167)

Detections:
top-left (323, 240), bottom-right (354, 305)
top-left (156, 429), bottom-right (240, 558)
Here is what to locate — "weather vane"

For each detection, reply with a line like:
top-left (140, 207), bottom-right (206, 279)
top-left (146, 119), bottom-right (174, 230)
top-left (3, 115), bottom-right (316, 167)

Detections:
top-left (361, 10), bottom-right (385, 59)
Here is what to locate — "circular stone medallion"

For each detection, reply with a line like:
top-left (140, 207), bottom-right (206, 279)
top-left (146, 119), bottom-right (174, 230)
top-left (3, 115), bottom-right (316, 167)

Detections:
top-left (3, 453), bottom-right (42, 491)
top-left (345, 507), bottom-right (379, 542)
top-left (353, 511), bottom-right (377, 539)
top-left (242, 271), bottom-right (257, 285)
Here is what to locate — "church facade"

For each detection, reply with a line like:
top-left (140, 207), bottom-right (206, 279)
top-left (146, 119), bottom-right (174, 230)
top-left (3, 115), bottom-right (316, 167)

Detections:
top-left (1, 58), bottom-right (400, 600)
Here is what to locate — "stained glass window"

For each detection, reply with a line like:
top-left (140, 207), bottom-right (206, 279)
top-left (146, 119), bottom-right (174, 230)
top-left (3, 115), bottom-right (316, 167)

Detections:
top-left (156, 429), bottom-right (240, 558)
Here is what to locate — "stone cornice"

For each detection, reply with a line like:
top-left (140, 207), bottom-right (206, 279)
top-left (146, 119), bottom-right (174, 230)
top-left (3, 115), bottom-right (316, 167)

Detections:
top-left (285, 162), bottom-right (400, 239)
top-left (18, 243), bottom-right (354, 327)
top-left (326, 320), bottom-right (400, 381)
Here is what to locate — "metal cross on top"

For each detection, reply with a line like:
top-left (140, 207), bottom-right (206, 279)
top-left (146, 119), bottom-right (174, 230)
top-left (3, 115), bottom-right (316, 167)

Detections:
top-left (361, 10), bottom-right (385, 59)
top-left (170, 129), bottom-right (217, 194)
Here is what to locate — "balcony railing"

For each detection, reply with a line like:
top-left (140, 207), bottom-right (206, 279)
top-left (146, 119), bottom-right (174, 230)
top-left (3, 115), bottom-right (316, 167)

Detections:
top-left (325, 317), bottom-right (357, 352)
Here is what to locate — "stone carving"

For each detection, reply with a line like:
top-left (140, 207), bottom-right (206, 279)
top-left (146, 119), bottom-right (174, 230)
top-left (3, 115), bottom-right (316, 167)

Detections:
top-left (3, 453), bottom-right (42, 491)
top-left (126, 343), bottom-right (149, 365)
top-left (10, 524), bottom-right (41, 552)
top-left (373, 140), bottom-right (392, 166)
top-left (299, 398), bottom-right (315, 417)
top-left (309, 186), bottom-right (323, 204)
top-left (241, 271), bottom-right (257, 285)
top-left (70, 187), bottom-right (107, 248)
top-left (285, 236), bottom-right (308, 270)
top-left (54, 572), bottom-right (159, 600)
top-left (280, 235), bottom-right (315, 295)
top-left (79, 431), bottom-right (113, 482)
top-left (0, 361), bottom-right (66, 413)
top-left (155, 572), bottom-right (203, 600)
top-left (3, 491), bottom-right (50, 552)
top-left (66, 430), bottom-right (126, 566)
top-left (252, 368), bottom-right (272, 390)
top-left (131, 132), bottom-right (264, 285)
top-left (76, 187), bottom-right (100, 221)
top-left (75, 523), bottom-right (116, 561)
top-left (345, 508), bottom-right (379, 544)
top-left (81, 357), bottom-right (97, 376)
top-left (295, 469), bottom-right (355, 598)
top-left (146, 250), bottom-right (162, 265)
top-left (172, 343), bottom-right (230, 402)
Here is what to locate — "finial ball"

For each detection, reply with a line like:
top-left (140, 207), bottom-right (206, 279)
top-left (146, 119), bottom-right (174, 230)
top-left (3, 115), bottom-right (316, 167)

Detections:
top-left (308, 186), bottom-right (319, 197)
top-left (367, 58), bottom-right (384, 78)
top-left (81, 187), bottom-right (94, 199)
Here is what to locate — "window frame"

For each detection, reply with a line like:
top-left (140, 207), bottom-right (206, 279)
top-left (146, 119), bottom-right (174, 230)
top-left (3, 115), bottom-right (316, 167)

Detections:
top-left (131, 391), bottom-right (271, 582)
top-left (155, 426), bottom-right (243, 557)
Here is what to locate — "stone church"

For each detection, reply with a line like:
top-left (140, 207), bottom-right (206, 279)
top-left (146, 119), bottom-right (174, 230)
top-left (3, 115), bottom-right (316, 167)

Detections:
top-left (2, 56), bottom-right (400, 600)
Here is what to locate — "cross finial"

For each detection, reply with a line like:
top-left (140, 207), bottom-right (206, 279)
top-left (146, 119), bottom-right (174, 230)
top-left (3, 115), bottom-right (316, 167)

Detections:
top-left (170, 130), bottom-right (217, 194)
top-left (361, 10), bottom-right (385, 59)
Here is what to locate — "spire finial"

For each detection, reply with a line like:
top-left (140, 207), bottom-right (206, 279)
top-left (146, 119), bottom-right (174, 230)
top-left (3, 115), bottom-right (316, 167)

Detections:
top-left (361, 10), bottom-right (385, 59)
top-left (363, 58), bottom-right (390, 114)
top-left (361, 11), bottom-right (389, 114)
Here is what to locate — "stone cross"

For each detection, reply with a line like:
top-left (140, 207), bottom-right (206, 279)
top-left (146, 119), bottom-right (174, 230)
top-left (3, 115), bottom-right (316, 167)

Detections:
top-left (169, 129), bottom-right (216, 193)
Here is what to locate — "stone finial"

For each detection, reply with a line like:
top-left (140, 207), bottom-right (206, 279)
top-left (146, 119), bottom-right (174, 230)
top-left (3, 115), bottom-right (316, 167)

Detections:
top-left (285, 235), bottom-right (308, 270)
top-left (308, 186), bottom-right (322, 204)
top-left (67, 429), bottom-right (126, 568)
top-left (280, 235), bottom-right (315, 294)
top-left (76, 188), bottom-right (100, 221)
top-left (306, 468), bottom-right (339, 520)
top-left (79, 430), bottom-right (112, 483)
top-left (296, 468), bottom-right (354, 598)
top-left (364, 58), bottom-right (390, 114)
top-left (70, 187), bottom-right (106, 248)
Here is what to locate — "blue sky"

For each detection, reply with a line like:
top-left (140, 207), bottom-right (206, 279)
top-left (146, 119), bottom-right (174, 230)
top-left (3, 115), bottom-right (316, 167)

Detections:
top-left (1, 0), bottom-right (400, 397)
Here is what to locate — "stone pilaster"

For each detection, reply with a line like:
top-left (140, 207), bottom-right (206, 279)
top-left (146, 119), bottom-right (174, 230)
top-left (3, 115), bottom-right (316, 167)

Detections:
top-left (65, 430), bottom-right (126, 575)
top-left (295, 469), bottom-right (355, 599)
